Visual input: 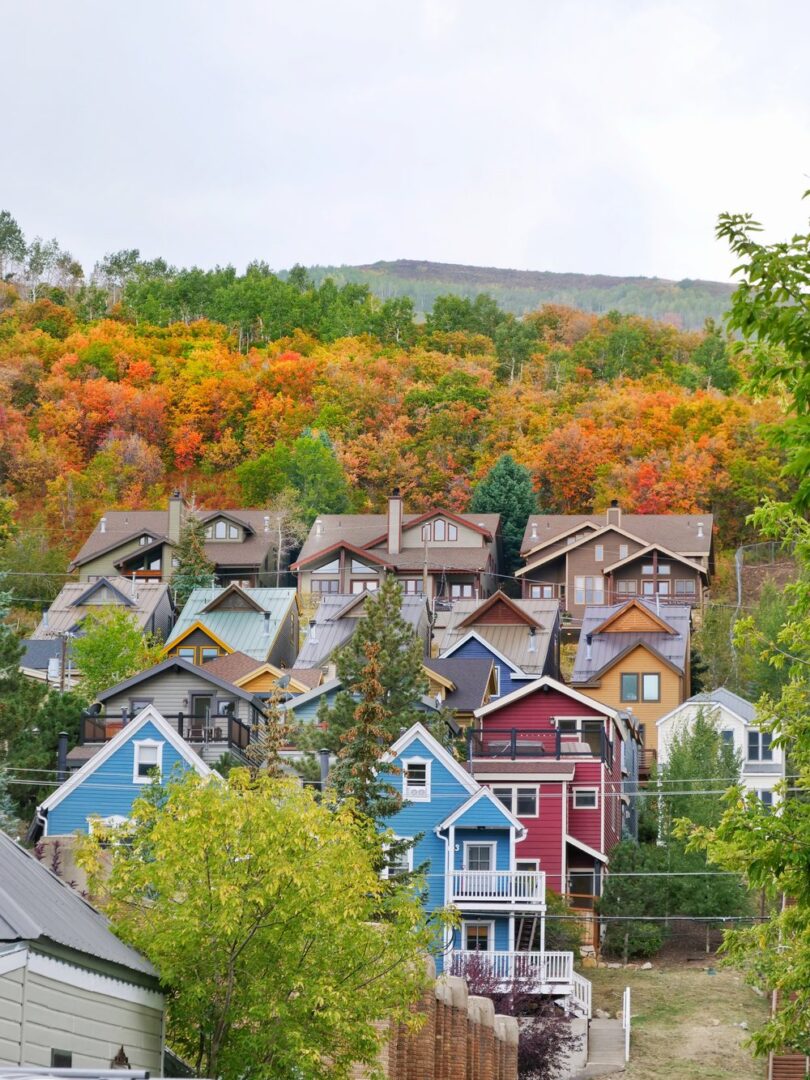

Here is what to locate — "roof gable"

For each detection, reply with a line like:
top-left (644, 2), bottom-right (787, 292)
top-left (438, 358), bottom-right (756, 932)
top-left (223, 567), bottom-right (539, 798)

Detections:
top-left (382, 722), bottom-right (479, 794)
top-left (581, 640), bottom-right (685, 685)
top-left (363, 509), bottom-right (495, 549)
top-left (290, 541), bottom-right (392, 571)
top-left (440, 630), bottom-right (526, 677)
top-left (474, 675), bottom-right (619, 720)
top-left (435, 785), bottom-right (526, 838)
top-left (602, 543), bottom-right (708, 576)
top-left (163, 620), bottom-right (233, 654)
top-left (592, 598), bottom-right (677, 635)
top-left (234, 663), bottom-right (312, 694)
top-left (517, 524), bottom-right (645, 576)
top-left (38, 705), bottom-right (212, 817)
top-left (199, 510), bottom-right (255, 535)
top-left (521, 519), bottom-right (601, 558)
top-left (201, 583), bottom-right (264, 613)
top-left (71, 577), bottom-right (134, 608)
top-left (96, 656), bottom-right (257, 703)
top-left (458, 590), bottom-right (541, 630)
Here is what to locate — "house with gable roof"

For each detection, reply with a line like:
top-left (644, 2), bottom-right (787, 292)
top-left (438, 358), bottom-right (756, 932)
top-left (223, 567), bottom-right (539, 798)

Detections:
top-left (32, 705), bottom-right (213, 840)
top-left (657, 687), bottom-right (784, 806)
top-left (432, 591), bottom-right (561, 703)
top-left (32, 576), bottom-right (174, 642)
top-left (379, 721), bottom-right (591, 1016)
top-left (164, 584), bottom-right (300, 667)
top-left (570, 597), bottom-right (691, 774)
top-left (290, 490), bottom-right (501, 602)
top-left (517, 502), bottom-right (712, 625)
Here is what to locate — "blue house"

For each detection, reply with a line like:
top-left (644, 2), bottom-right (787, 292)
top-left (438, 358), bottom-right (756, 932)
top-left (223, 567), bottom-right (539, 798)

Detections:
top-left (34, 706), bottom-right (212, 838)
top-left (379, 722), bottom-right (590, 1015)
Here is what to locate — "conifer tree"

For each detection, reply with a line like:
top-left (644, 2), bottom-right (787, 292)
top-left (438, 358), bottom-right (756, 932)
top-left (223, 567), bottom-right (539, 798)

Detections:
top-left (470, 455), bottom-right (537, 574)
top-left (170, 516), bottom-right (216, 608)
top-left (0, 769), bottom-right (19, 837)
top-left (245, 690), bottom-right (293, 780)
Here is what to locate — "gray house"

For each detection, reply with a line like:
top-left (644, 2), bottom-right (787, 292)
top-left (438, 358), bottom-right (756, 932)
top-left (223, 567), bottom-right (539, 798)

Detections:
top-left (0, 832), bottom-right (163, 1071)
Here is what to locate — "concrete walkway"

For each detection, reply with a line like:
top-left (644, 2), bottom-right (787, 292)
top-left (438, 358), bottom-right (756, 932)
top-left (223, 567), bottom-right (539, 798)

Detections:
top-left (574, 1018), bottom-right (626, 1078)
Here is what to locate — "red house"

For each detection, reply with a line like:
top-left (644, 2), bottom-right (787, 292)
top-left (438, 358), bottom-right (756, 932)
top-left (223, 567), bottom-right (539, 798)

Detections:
top-left (467, 676), bottom-right (632, 918)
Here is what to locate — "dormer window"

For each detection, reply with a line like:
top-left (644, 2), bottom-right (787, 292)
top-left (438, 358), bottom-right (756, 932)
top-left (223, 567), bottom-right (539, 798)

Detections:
top-left (403, 759), bottom-right (430, 801)
top-left (434, 520), bottom-right (446, 541)
top-left (313, 558), bottom-right (340, 574)
top-left (139, 534), bottom-right (153, 546)
top-left (420, 520), bottom-right (458, 542)
top-left (204, 520), bottom-right (240, 541)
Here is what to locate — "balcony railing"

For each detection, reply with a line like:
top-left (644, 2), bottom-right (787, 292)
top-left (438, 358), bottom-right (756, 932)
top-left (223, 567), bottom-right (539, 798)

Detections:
top-left (448, 870), bottom-right (546, 906)
top-left (80, 711), bottom-right (252, 756)
top-left (448, 950), bottom-right (591, 1016)
top-left (638, 748), bottom-right (657, 777)
top-left (468, 727), bottom-right (611, 763)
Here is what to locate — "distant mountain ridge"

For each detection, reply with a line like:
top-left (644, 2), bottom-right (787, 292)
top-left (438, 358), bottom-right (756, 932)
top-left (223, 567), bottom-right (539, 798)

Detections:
top-left (302, 258), bottom-right (735, 330)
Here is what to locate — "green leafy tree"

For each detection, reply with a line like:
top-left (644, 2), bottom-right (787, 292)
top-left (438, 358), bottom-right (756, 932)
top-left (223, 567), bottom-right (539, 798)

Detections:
top-left (370, 296), bottom-right (417, 345)
top-left (170, 515), bottom-right (216, 608)
top-left (470, 454), bottom-right (537, 574)
top-left (493, 316), bottom-right (538, 382)
top-left (236, 435), bottom-right (351, 524)
top-left (0, 769), bottom-right (20, 837)
top-left (78, 769), bottom-right (432, 1080)
top-left (5, 690), bottom-right (87, 818)
top-left (0, 211), bottom-right (26, 280)
top-left (71, 608), bottom-right (164, 698)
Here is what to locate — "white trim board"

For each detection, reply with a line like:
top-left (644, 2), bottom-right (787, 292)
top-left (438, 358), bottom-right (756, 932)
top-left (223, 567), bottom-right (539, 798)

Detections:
top-left (28, 950), bottom-right (164, 1009)
top-left (383, 722), bottom-right (479, 794)
top-left (474, 675), bottom-right (619, 721)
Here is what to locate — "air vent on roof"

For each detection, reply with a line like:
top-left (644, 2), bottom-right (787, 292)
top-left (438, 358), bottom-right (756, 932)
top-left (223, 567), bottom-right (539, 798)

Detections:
top-left (531, 522), bottom-right (538, 540)
top-left (315, 519), bottom-right (324, 536)
top-left (697, 521), bottom-right (704, 539)
top-left (264, 515), bottom-right (270, 533)
top-left (99, 516), bottom-right (107, 534)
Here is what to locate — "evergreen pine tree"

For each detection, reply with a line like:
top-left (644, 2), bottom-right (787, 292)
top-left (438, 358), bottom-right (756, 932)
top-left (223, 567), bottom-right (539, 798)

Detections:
top-left (170, 516), bottom-right (216, 608)
top-left (470, 455), bottom-right (537, 574)
top-left (0, 769), bottom-right (20, 837)
top-left (245, 690), bottom-right (293, 780)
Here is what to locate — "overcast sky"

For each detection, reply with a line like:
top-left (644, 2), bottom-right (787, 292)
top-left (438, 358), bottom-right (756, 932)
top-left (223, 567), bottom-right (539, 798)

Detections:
top-left (3, 0), bottom-right (809, 281)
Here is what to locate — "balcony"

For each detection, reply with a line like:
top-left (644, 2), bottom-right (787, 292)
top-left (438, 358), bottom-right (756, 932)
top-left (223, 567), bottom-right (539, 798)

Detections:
top-left (448, 870), bottom-right (546, 908)
top-left (80, 710), bottom-right (252, 759)
top-left (448, 950), bottom-right (591, 1016)
top-left (638, 748), bottom-right (657, 779)
top-left (468, 727), bottom-right (611, 763)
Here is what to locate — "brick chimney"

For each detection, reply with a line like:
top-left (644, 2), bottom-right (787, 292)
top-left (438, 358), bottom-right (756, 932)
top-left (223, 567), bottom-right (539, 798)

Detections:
top-left (606, 499), bottom-right (622, 528)
top-left (388, 488), bottom-right (403, 555)
top-left (168, 491), bottom-right (184, 544)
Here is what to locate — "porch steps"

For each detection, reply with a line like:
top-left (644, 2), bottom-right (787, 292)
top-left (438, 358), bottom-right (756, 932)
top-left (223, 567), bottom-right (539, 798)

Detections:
top-left (515, 917), bottom-right (539, 951)
top-left (575, 1019), bottom-right (625, 1078)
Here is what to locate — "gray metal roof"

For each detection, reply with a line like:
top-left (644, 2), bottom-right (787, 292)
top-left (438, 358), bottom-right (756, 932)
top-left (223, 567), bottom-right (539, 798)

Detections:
top-left (433, 597), bottom-right (559, 675)
top-left (685, 687), bottom-right (756, 723)
top-left (0, 833), bottom-right (157, 978)
top-left (295, 593), bottom-right (429, 669)
top-left (96, 656), bottom-right (261, 705)
top-left (166, 587), bottom-right (298, 660)
top-left (424, 657), bottom-right (494, 712)
top-left (571, 600), bottom-right (691, 684)
top-left (521, 511), bottom-right (713, 557)
top-left (30, 577), bottom-right (170, 640)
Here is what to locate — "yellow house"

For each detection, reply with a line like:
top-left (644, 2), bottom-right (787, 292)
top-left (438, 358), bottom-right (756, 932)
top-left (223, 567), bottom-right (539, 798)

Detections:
top-left (201, 652), bottom-right (320, 696)
top-left (570, 598), bottom-right (691, 772)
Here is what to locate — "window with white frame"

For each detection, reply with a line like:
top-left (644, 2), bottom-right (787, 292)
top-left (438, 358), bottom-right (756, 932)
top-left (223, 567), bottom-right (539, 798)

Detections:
top-left (573, 788), bottom-right (598, 809)
top-left (450, 583), bottom-right (475, 598)
top-left (594, 544), bottom-right (604, 562)
top-left (515, 859), bottom-right (539, 872)
top-left (748, 730), bottom-right (773, 761)
top-left (382, 839), bottom-right (413, 878)
top-left (312, 558), bottom-right (340, 574)
top-left (757, 790), bottom-right (774, 811)
top-left (133, 740), bottom-right (163, 783)
top-left (464, 843), bottom-right (495, 871)
top-left (574, 575), bottom-right (604, 605)
top-left (721, 729), bottom-right (735, 749)
top-left (530, 584), bottom-right (555, 599)
top-left (493, 785), bottom-right (538, 817)
top-left (434, 519), bottom-right (446, 541)
top-left (463, 921), bottom-right (493, 951)
top-left (403, 759), bottom-right (430, 801)
top-left (351, 580), bottom-right (379, 593)
top-left (619, 543), bottom-right (629, 560)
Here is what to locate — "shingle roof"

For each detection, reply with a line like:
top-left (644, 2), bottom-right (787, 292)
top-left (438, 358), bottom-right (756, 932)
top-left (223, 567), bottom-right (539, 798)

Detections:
top-left (295, 593), bottom-right (429, 669)
top-left (685, 687), bottom-right (756, 723)
top-left (571, 599), bottom-right (691, 684)
top-left (70, 508), bottom-right (278, 569)
top-left (202, 650), bottom-right (265, 683)
top-left (464, 760), bottom-right (577, 778)
top-left (30, 577), bottom-right (170, 640)
top-left (521, 512), bottom-right (713, 557)
top-left (433, 597), bottom-right (559, 675)
top-left (166, 587), bottom-right (298, 660)
top-left (424, 657), bottom-right (494, 712)
top-left (0, 832), bottom-right (157, 979)
top-left (20, 639), bottom-right (64, 671)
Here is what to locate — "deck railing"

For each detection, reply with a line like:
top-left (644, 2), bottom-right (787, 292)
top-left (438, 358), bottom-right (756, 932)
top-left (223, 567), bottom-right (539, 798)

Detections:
top-left (468, 727), bottom-right (610, 763)
top-left (448, 870), bottom-right (545, 906)
top-left (80, 710), bottom-right (252, 756)
top-left (449, 949), bottom-right (573, 986)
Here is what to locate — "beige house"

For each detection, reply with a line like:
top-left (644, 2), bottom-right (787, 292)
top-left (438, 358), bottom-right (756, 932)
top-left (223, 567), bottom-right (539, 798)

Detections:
top-left (291, 491), bottom-right (501, 602)
top-left (32, 576), bottom-right (174, 642)
top-left (0, 832), bottom-right (163, 1072)
top-left (69, 492), bottom-right (281, 587)
top-left (517, 502), bottom-right (712, 626)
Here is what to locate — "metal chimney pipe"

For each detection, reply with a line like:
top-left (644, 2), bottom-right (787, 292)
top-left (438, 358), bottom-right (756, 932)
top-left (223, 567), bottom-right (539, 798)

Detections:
top-left (586, 633), bottom-right (592, 662)
top-left (56, 731), bottom-right (68, 783)
top-left (318, 748), bottom-right (331, 792)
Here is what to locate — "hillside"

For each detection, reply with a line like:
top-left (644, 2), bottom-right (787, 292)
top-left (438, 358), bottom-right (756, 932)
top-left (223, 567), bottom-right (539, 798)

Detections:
top-left (300, 259), bottom-right (734, 329)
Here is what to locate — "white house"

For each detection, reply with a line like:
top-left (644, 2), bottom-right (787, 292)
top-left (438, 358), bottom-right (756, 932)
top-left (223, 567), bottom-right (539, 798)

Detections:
top-left (656, 687), bottom-right (784, 806)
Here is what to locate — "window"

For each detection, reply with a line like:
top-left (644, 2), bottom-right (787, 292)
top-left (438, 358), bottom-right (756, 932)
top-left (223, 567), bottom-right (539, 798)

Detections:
top-left (464, 922), bottom-right (492, 951)
top-left (616, 580), bottom-right (637, 596)
top-left (177, 646), bottom-right (196, 661)
top-left (403, 759), bottom-right (430, 801)
top-left (450, 583), bottom-right (475, 598)
top-left (351, 560), bottom-right (375, 573)
top-left (675, 578), bottom-right (696, 596)
top-left (464, 843), bottom-right (494, 871)
top-left (133, 740), bottom-right (162, 783)
top-left (215, 521), bottom-right (227, 539)
top-left (620, 673), bottom-right (639, 702)
top-left (641, 673), bottom-right (660, 701)
top-left (351, 579), bottom-right (379, 593)
top-left (530, 584), bottom-right (554, 599)
top-left (383, 840), bottom-right (413, 878)
top-left (573, 788), bottom-right (598, 809)
top-left (642, 579), bottom-right (670, 596)
top-left (493, 785), bottom-right (538, 817)
top-left (515, 860), bottom-right (539, 872)
top-left (748, 730), bottom-right (773, 762)
top-left (51, 1051), bottom-right (73, 1068)
top-left (491, 666), bottom-right (500, 697)
top-left (619, 544), bottom-right (629, 560)
top-left (721, 730), bottom-right (735, 749)
top-left (174, 644), bottom-right (221, 664)
top-left (758, 790), bottom-right (774, 811)
top-left (129, 697), bottom-right (153, 714)
top-left (574, 576), bottom-right (604, 605)
top-left (216, 698), bottom-right (237, 716)
top-left (139, 534), bottom-right (153, 546)
top-left (448, 523), bottom-right (458, 541)
top-left (229, 524), bottom-right (238, 540)
top-left (434, 519), bottom-right (446, 541)
top-left (311, 579), bottom-right (340, 593)
top-left (594, 544), bottom-right (604, 562)
top-left (421, 523), bottom-right (431, 541)
top-left (402, 579), bottom-right (424, 595)
top-left (200, 646), bottom-right (220, 662)
top-left (313, 558), bottom-right (340, 574)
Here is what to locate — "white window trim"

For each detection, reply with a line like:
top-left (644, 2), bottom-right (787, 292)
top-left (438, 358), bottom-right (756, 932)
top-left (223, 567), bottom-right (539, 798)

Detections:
top-left (133, 739), bottom-right (163, 784)
top-left (493, 783), bottom-right (539, 818)
top-left (463, 919), bottom-right (496, 952)
top-left (402, 757), bottom-right (431, 801)
top-left (515, 858), bottom-right (539, 872)
top-left (382, 837), bottom-right (413, 879)
top-left (491, 665), bottom-right (501, 697)
top-left (462, 840), bottom-right (497, 872)
top-left (572, 787), bottom-right (599, 810)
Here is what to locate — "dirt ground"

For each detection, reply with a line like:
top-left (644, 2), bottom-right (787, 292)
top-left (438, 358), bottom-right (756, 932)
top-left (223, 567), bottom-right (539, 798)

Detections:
top-left (587, 961), bottom-right (770, 1080)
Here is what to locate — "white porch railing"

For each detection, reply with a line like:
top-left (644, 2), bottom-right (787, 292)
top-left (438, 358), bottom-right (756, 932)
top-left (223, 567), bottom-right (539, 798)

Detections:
top-left (448, 870), bottom-right (546, 906)
top-left (572, 971), bottom-right (592, 1019)
top-left (622, 985), bottom-right (631, 1061)
top-left (449, 949), bottom-right (573, 985)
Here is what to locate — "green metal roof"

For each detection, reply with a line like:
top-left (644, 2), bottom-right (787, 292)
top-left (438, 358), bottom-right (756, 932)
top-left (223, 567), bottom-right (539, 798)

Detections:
top-left (166, 587), bottom-right (298, 661)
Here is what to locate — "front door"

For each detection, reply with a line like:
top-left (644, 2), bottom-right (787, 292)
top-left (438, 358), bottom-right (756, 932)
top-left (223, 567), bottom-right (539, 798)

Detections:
top-left (190, 695), bottom-right (213, 737)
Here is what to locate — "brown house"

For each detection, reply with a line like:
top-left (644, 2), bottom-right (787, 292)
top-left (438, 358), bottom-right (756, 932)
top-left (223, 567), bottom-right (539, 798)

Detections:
top-left (570, 598), bottom-right (692, 775)
top-left (291, 491), bottom-right (501, 602)
top-left (69, 493), bottom-right (281, 587)
top-left (516, 503), bottom-right (712, 626)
